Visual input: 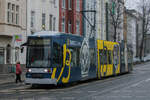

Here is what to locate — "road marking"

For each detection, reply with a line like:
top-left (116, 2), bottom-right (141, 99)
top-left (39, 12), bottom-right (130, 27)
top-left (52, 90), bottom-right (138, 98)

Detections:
top-left (79, 76), bottom-right (150, 100)
top-left (88, 91), bottom-right (97, 93)
top-left (19, 89), bottom-right (47, 92)
top-left (131, 81), bottom-right (143, 87)
top-left (130, 78), bottom-right (150, 88)
top-left (72, 90), bottom-right (82, 93)
top-left (145, 78), bottom-right (150, 82)
top-left (62, 97), bottom-right (75, 100)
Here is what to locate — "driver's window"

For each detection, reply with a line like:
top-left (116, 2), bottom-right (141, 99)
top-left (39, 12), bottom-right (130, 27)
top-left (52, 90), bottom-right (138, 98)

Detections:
top-left (53, 42), bottom-right (63, 67)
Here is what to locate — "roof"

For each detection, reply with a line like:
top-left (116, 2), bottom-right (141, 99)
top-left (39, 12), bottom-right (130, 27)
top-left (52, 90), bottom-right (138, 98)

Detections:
top-left (29, 31), bottom-right (64, 36)
top-left (28, 31), bottom-right (82, 38)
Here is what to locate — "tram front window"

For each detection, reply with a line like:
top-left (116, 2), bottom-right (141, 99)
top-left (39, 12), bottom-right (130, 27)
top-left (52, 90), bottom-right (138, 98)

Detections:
top-left (27, 38), bottom-right (51, 68)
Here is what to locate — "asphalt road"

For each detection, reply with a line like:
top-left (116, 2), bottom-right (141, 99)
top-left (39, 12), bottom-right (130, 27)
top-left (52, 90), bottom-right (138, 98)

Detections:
top-left (1, 62), bottom-right (150, 100)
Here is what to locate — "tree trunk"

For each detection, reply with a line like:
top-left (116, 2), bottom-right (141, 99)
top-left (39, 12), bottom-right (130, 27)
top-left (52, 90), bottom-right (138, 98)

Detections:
top-left (114, 26), bottom-right (117, 42)
top-left (140, 14), bottom-right (145, 61)
top-left (140, 36), bottom-right (144, 61)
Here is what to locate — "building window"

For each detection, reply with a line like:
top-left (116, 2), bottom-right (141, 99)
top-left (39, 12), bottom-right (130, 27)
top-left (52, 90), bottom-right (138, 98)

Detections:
top-left (15, 47), bottom-right (19, 62)
top-left (76, 21), bottom-right (80, 35)
top-left (49, 15), bottom-right (52, 31)
top-left (6, 44), bottom-right (11, 64)
top-left (76, 0), bottom-right (80, 11)
top-left (16, 5), bottom-right (19, 25)
top-left (31, 11), bottom-right (35, 28)
top-left (7, 3), bottom-right (11, 23)
top-left (68, 0), bottom-right (72, 10)
top-left (62, 0), bottom-right (66, 8)
top-left (11, 4), bottom-right (15, 23)
top-left (42, 13), bottom-right (46, 30)
top-left (68, 20), bottom-right (72, 33)
top-left (62, 17), bottom-right (65, 32)
top-left (54, 0), bottom-right (57, 8)
top-left (53, 17), bottom-right (56, 31)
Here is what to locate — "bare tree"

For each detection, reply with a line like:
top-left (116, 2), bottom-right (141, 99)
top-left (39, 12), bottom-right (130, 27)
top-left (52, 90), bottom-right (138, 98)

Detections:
top-left (138, 0), bottom-right (150, 61)
top-left (108, 0), bottom-right (124, 42)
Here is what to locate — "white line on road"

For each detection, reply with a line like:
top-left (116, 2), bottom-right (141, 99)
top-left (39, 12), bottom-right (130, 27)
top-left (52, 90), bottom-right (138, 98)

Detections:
top-left (145, 78), bottom-right (150, 82)
top-left (80, 77), bottom-right (150, 100)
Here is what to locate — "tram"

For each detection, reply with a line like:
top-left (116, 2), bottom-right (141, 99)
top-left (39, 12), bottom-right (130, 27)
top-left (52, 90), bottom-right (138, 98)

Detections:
top-left (24, 31), bottom-right (133, 85)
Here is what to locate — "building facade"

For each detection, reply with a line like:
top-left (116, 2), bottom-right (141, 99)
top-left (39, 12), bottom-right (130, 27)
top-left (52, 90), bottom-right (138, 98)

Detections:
top-left (145, 34), bottom-right (150, 56)
top-left (126, 10), bottom-right (143, 58)
top-left (95, 0), bottom-right (124, 41)
top-left (126, 10), bottom-right (137, 58)
top-left (27, 0), bottom-right (59, 35)
top-left (59, 0), bottom-right (83, 35)
top-left (0, 0), bottom-right (26, 73)
top-left (95, 0), bottom-right (107, 40)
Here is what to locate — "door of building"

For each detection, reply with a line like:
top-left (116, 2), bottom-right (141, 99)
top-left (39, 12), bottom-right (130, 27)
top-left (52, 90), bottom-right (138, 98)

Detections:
top-left (0, 47), bottom-right (4, 64)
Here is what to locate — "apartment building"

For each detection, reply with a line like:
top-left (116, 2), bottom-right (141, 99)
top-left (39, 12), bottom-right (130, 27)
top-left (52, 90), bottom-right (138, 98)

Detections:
top-left (27, 0), bottom-right (59, 35)
top-left (126, 10), bottom-right (143, 58)
top-left (0, 0), bottom-right (26, 73)
top-left (59, 0), bottom-right (83, 35)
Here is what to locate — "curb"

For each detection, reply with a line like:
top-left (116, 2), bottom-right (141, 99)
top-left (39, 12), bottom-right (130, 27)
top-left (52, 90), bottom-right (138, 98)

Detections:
top-left (0, 73), bottom-right (25, 85)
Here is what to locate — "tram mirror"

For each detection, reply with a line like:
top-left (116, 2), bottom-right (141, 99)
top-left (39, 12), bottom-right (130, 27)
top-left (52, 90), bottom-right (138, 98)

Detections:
top-left (21, 47), bottom-right (24, 53)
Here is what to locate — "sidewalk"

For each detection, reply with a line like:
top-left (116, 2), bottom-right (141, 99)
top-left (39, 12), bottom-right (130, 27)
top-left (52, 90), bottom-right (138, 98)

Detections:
top-left (0, 72), bottom-right (25, 84)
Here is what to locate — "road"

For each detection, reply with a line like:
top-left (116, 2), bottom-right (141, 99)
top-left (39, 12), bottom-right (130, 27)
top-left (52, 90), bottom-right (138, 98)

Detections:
top-left (0, 62), bottom-right (150, 100)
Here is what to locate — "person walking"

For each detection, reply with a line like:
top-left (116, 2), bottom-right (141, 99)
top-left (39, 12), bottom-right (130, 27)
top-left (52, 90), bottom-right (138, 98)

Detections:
top-left (15, 61), bottom-right (22, 83)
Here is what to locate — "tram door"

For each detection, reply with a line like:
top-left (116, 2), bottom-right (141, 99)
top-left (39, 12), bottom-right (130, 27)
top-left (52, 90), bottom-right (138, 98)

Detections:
top-left (99, 47), bottom-right (108, 77)
top-left (113, 45), bottom-right (120, 75)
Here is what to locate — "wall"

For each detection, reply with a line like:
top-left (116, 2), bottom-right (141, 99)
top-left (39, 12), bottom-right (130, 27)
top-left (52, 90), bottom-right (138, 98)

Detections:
top-left (27, 0), bottom-right (59, 35)
top-left (0, 0), bottom-right (27, 73)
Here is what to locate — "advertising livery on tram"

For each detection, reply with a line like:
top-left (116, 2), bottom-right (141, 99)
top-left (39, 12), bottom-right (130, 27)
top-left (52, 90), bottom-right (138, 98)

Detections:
top-left (23, 31), bottom-right (133, 85)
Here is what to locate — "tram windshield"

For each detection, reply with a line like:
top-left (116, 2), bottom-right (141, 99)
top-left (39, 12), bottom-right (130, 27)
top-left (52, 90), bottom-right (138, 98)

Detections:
top-left (27, 38), bottom-right (51, 68)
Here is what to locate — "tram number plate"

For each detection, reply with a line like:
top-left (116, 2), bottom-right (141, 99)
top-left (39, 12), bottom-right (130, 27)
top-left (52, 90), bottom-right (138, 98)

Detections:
top-left (31, 74), bottom-right (43, 78)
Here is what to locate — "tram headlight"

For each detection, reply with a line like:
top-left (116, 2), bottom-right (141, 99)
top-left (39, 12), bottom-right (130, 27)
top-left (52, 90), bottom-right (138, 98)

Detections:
top-left (44, 69), bottom-right (52, 73)
top-left (44, 69), bottom-right (48, 73)
top-left (28, 69), bottom-right (32, 72)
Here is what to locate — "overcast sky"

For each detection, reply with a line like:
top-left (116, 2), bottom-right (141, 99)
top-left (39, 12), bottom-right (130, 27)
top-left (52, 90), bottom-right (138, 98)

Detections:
top-left (125, 0), bottom-right (140, 10)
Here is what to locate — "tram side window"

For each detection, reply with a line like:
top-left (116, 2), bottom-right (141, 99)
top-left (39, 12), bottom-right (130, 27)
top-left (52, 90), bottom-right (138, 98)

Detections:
top-left (99, 50), bottom-right (103, 64)
top-left (90, 48), bottom-right (95, 66)
top-left (108, 50), bottom-right (112, 64)
top-left (104, 50), bottom-right (107, 64)
top-left (70, 48), bottom-right (77, 67)
top-left (53, 42), bottom-right (63, 66)
top-left (69, 48), bottom-right (80, 67)
top-left (76, 48), bottom-right (80, 66)
top-left (99, 50), bottom-right (107, 65)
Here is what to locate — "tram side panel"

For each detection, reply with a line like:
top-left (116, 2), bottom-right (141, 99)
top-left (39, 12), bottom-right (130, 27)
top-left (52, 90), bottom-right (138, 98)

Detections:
top-left (51, 37), bottom-right (82, 84)
top-left (51, 37), bottom-right (97, 84)
top-left (97, 40), bottom-right (121, 79)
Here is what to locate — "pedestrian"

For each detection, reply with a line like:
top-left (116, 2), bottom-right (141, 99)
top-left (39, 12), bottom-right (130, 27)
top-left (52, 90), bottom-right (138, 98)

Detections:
top-left (15, 61), bottom-right (22, 83)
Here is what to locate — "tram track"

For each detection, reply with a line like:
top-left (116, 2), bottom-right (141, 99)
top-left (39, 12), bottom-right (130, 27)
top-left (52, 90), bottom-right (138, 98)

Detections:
top-left (1, 62), bottom-right (150, 99)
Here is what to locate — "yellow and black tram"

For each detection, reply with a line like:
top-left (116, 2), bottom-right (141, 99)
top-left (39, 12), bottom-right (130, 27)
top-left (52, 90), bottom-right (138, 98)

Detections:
top-left (24, 31), bottom-right (133, 85)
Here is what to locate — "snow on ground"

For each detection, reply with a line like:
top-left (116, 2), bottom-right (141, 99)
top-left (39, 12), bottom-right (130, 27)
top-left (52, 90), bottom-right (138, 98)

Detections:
top-left (133, 54), bottom-right (150, 63)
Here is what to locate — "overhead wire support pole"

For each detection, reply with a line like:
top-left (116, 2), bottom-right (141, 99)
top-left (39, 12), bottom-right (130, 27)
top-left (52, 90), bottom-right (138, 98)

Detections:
top-left (80, 0), bottom-right (98, 77)
top-left (80, 10), bottom-right (96, 29)
top-left (80, 10), bottom-right (96, 38)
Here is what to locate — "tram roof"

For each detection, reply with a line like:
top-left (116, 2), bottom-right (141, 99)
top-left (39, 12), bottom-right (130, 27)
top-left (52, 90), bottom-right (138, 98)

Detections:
top-left (29, 31), bottom-right (82, 38)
